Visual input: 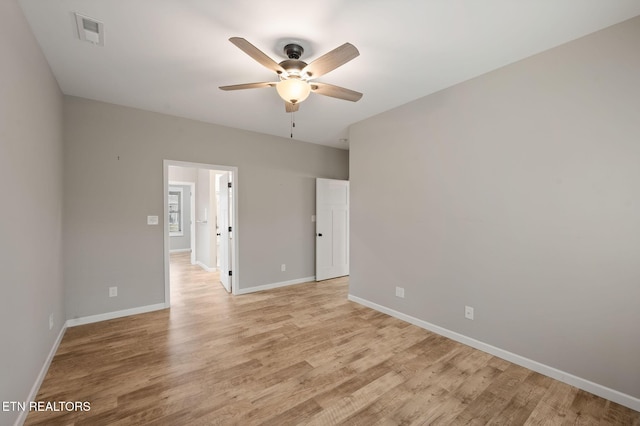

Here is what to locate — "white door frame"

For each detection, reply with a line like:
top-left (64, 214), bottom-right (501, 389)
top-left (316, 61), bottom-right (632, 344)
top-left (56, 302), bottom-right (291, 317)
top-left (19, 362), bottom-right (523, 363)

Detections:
top-left (163, 160), bottom-right (240, 306)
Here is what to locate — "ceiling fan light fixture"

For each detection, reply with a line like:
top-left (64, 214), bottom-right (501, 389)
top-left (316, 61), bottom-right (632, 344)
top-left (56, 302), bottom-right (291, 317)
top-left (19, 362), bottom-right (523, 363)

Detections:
top-left (276, 78), bottom-right (311, 104)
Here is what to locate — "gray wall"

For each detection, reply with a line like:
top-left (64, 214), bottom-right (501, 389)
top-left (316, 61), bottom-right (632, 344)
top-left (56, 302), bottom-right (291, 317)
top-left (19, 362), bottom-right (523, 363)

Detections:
top-left (63, 96), bottom-right (348, 319)
top-left (168, 184), bottom-right (191, 251)
top-left (0, 0), bottom-right (65, 423)
top-left (350, 16), bottom-right (640, 399)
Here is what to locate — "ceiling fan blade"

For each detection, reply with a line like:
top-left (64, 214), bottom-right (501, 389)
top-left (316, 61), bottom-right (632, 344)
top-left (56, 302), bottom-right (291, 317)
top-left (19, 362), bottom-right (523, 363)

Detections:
top-left (285, 102), bottom-right (299, 113)
top-left (219, 82), bottom-right (277, 91)
top-left (310, 82), bottom-right (363, 102)
top-left (302, 43), bottom-right (359, 79)
top-left (229, 37), bottom-right (285, 75)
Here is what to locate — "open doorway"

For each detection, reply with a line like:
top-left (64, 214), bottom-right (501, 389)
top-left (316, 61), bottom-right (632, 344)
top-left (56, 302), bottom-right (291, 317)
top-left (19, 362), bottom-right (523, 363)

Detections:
top-left (163, 160), bottom-right (239, 307)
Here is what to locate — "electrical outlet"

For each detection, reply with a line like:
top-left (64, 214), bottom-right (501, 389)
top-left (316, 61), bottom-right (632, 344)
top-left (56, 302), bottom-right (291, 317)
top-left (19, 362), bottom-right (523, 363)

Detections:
top-left (395, 286), bottom-right (405, 298)
top-left (109, 286), bottom-right (118, 297)
top-left (49, 313), bottom-right (54, 330)
top-left (465, 305), bottom-right (474, 320)
top-left (281, 264), bottom-right (286, 272)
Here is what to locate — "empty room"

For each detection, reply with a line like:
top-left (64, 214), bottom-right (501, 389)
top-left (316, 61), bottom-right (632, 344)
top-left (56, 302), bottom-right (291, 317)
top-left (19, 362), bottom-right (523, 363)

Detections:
top-left (2, 1), bottom-right (640, 425)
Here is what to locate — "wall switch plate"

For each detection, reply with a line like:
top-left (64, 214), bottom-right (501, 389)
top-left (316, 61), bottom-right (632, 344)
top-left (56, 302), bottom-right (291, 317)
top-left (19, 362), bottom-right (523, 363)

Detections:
top-left (109, 286), bottom-right (118, 297)
top-left (311, 215), bottom-right (316, 222)
top-left (49, 314), bottom-right (54, 330)
top-left (281, 264), bottom-right (286, 272)
top-left (395, 286), bottom-right (405, 298)
top-left (147, 215), bottom-right (159, 225)
top-left (465, 305), bottom-right (474, 320)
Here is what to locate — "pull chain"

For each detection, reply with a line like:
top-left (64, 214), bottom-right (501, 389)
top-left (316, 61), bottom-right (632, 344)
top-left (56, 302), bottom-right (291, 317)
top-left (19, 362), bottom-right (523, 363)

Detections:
top-left (290, 111), bottom-right (296, 139)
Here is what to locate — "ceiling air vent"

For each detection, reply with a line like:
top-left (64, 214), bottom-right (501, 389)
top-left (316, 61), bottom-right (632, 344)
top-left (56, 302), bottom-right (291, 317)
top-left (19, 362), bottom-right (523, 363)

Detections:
top-left (74, 13), bottom-right (104, 46)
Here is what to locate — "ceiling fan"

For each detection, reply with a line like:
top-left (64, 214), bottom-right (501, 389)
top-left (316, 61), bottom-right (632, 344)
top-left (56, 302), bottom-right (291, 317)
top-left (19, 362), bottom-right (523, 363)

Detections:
top-left (219, 37), bottom-right (363, 112)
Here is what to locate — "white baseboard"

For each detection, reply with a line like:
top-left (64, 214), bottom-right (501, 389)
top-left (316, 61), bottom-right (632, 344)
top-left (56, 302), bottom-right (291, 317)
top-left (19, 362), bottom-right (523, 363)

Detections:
top-left (347, 294), bottom-right (640, 412)
top-left (236, 276), bottom-right (316, 295)
top-left (169, 248), bottom-right (191, 253)
top-left (15, 324), bottom-right (67, 426)
top-left (66, 303), bottom-right (168, 327)
top-left (195, 261), bottom-right (216, 272)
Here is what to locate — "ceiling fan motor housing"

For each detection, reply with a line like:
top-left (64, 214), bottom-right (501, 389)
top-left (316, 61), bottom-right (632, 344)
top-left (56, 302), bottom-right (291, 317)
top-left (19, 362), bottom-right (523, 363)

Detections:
top-left (279, 59), bottom-right (307, 76)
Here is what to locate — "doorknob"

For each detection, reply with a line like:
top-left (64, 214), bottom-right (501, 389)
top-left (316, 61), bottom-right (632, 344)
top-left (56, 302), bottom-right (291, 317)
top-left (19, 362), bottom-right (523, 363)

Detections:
top-left (317, 233), bottom-right (323, 237)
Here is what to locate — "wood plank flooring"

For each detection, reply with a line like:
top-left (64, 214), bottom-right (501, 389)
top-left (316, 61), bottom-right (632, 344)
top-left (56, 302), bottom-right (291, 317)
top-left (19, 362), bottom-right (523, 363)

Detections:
top-left (26, 253), bottom-right (639, 425)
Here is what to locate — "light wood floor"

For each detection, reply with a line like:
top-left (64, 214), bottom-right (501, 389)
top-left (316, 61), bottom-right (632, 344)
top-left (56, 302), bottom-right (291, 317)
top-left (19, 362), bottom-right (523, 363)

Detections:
top-left (26, 253), bottom-right (639, 425)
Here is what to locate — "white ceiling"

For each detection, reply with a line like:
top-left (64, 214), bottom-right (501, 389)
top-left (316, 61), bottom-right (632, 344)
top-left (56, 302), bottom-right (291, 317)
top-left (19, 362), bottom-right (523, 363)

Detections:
top-left (18, 1), bottom-right (640, 149)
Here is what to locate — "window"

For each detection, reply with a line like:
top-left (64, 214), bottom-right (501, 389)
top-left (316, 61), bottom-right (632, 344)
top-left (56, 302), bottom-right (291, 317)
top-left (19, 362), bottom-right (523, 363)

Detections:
top-left (168, 187), bottom-right (184, 236)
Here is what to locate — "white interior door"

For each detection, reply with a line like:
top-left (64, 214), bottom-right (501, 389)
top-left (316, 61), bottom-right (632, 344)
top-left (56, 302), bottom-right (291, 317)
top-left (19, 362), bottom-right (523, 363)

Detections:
top-left (316, 178), bottom-right (349, 281)
top-left (218, 173), bottom-right (231, 292)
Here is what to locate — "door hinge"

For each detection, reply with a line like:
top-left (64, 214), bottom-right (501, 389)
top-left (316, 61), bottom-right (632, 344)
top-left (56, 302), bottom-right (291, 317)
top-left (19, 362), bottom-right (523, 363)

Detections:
top-left (229, 270), bottom-right (232, 276)
top-left (228, 182), bottom-right (232, 188)
top-left (228, 226), bottom-right (232, 232)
